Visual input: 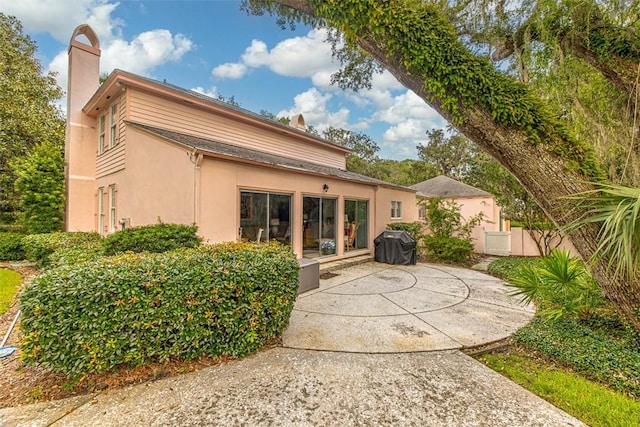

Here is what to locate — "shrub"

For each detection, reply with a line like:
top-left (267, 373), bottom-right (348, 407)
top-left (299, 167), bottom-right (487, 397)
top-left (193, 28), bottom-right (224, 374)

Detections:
top-left (423, 235), bottom-right (473, 263)
top-left (21, 232), bottom-right (102, 267)
top-left (0, 232), bottom-right (26, 261)
top-left (386, 221), bottom-right (424, 242)
top-left (508, 249), bottom-right (609, 319)
top-left (20, 242), bottom-right (299, 376)
top-left (487, 256), bottom-right (538, 280)
top-left (12, 141), bottom-right (65, 234)
top-left (48, 241), bottom-right (105, 267)
top-left (102, 223), bottom-right (203, 255)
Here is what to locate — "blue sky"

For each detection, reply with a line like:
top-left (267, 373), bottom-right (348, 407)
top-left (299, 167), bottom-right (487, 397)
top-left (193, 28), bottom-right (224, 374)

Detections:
top-left (1, 0), bottom-right (446, 159)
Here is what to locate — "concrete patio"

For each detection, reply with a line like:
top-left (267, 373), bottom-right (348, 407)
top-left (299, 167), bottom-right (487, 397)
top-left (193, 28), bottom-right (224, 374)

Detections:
top-left (284, 261), bottom-right (535, 352)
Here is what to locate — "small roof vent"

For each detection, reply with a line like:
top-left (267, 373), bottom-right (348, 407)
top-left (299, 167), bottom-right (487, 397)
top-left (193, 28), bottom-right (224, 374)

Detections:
top-left (290, 114), bottom-right (307, 131)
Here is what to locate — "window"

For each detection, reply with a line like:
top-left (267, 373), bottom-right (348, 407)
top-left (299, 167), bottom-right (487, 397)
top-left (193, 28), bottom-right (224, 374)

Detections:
top-left (239, 191), bottom-right (291, 245)
top-left (108, 185), bottom-right (116, 232)
top-left (109, 103), bottom-right (117, 148)
top-left (97, 187), bottom-right (104, 234)
top-left (344, 199), bottom-right (368, 251)
top-left (98, 114), bottom-right (105, 154)
top-left (391, 201), bottom-right (403, 219)
top-left (303, 196), bottom-right (336, 258)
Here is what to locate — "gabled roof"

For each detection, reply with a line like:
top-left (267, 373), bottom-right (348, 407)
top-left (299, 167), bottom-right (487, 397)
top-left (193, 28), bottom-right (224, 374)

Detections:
top-left (410, 175), bottom-right (492, 198)
top-left (129, 122), bottom-right (415, 193)
top-left (84, 69), bottom-right (350, 155)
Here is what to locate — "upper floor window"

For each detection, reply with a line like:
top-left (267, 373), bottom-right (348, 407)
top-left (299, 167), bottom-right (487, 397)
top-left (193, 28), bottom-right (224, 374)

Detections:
top-left (98, 114), bottom-right (105, 154)
top-left (391, 201), bottom-right (403, 219)
top-left (109, 103), bottom-right (117, 148)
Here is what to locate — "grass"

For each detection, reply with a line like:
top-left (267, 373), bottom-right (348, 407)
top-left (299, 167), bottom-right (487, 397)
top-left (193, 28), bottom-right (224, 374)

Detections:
top-left (480, 351), bottom-right (640, 427)
top-left (0, 268), bottom-right (21, 315)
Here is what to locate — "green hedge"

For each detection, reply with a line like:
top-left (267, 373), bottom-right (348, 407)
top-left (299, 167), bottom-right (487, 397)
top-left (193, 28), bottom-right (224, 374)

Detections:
top-left (423, 235), bottom-right (473, 263)
top-left (102, 223), bottom-right (203, 255)
top-left (21, 232), bottom-right (102, 267)
top-left (386, 222), bottom-right (424, 243)
top-left (0, 232), bottom-right (26, 261)
top-left (20, 242), bottom-right (299, 375)
top-left (48, 241), bottom-right (106, 268)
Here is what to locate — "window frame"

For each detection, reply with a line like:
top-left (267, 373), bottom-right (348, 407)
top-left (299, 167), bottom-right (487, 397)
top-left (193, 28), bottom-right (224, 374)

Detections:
top-left (97, 187), bottom-right (104, 234)
top-left (108, 184), bottom-right (116, 232)
top-left (98, 114), bottom-right (105, 154)
top-left (109, 103), bottom-right (117, 148)
top-left (391, 200), bottom-right (403, 219)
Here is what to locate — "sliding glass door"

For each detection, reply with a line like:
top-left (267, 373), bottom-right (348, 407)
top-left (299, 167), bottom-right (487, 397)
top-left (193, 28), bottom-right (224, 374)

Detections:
top-left (344, 199), bottom-right (368, 251)
top-left (239, 190), bottom-right (291, 245)
top-left (302, 196), bottom-right (337, 258)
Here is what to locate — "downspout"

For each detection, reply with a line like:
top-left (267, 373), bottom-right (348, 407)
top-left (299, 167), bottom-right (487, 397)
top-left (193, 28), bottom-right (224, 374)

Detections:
top-left (189, 150), bottom-right (203, 225)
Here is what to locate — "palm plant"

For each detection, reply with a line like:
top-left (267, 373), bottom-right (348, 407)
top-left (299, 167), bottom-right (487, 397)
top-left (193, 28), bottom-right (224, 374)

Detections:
top-left (568, 183), bottom-right (640, 281)
top-left (509, 249), bottom-right (608, 319)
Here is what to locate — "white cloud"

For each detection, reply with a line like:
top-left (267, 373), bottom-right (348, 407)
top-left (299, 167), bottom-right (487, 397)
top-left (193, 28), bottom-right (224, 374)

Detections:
top-left (212, 62), bottom-right (248, 80)
top-left (191, 86), bottom-right (219, 99)
top-left (4, 1), bottom-right (194, 95)
top-left (0, 0), bottom-right (121, 43)
top-left (278, 88), bottom-right (350, 131)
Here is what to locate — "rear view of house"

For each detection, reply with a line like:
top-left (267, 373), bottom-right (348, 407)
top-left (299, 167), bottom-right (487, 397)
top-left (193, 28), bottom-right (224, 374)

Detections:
top-left (65, 24), bottom-right (417, 262)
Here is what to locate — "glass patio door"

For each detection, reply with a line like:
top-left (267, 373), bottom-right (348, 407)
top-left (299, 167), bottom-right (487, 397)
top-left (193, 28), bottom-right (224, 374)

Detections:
top-left (302, 196), bottom-right (336, 258)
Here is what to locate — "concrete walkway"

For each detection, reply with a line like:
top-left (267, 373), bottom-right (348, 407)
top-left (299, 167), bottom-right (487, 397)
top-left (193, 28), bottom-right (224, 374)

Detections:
top-left (0, 262), bottom-right (586, 426)
top-left (284, 262), bottom-right (535, 352)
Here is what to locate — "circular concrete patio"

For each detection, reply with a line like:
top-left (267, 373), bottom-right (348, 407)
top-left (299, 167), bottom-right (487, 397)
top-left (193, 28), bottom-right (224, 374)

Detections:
top-left (283, 262), bottom-right (535, 353)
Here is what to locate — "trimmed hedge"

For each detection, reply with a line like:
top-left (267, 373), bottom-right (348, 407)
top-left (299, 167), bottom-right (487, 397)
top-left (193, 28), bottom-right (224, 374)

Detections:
top-left (20, 242), bottom-right (299, 375)
top-left (423, 235), bottom-right (474, 263)
top-left (48, 241), bottom-right (105, 268)
top-left (0, 232), bottom-right (26, 261)
top-left (21, 232), bottom-right (102, 267)
top-left (102, 223), bottom-right (203, 255)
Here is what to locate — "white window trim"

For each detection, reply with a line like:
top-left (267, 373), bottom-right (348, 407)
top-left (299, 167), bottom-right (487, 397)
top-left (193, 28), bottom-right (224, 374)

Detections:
top-left (391, 201), bottom-right (403, 219)
top-left (108, 185), bottom-right (116, 232)
top-left (97, 187), bottom-right (104, 234)
top-left (109, 103), bottom-right (117, 148)
top-left (98, 114), bottom-right (105, 154)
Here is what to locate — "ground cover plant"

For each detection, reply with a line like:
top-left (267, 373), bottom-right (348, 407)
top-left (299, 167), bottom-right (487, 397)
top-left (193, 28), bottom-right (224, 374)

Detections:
top-left (0, 268), bottom-right (21, 315)
top-left (486, 256), bottom-right (640, 401)
top-left (480, 351), bottom-right (640, 427)
top-left (20, 242), bottom-right (298, 376)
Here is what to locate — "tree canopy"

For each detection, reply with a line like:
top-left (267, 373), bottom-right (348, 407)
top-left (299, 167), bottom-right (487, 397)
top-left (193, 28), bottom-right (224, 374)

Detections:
top-left (243, 0), bottom-right (640, 330)
top-left (0, 13), bottom-right (64, 226)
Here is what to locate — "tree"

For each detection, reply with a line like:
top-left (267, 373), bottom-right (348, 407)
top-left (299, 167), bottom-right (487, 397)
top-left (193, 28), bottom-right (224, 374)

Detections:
top-left (322, 127), bottom-right (381, 176)
top-left (0, 14), bottom-right (64, 226)
top-left (12, 140), bottom-right (65, 234)
top-left (417, 129), bottom-right (476, 180)
top-left (242, 0), bottom-right (640, 330)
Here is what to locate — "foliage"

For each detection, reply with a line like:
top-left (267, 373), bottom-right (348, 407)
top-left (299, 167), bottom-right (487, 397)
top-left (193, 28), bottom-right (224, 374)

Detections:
top-left (421, 197), bottom-right (483, 240)
top-left (0, 268), bottom-right (21, 315)
top-left (385, 221), bottom-right (423, 243)
top-left (102, 223), bottom-right (203, 255)
top-left (514, 317), bottom-right (640, 398)
top-left (12, 141), bottom-right (65, 234)
top-left (21, 232), bottom-right (102, 267)
top-left (48, 242), bottom-right (105, 268)
top-left (20, 243), bottom-right (299, 376)
top-left (480, 351), bottom-right (640, 427)
top-left (0, 232), bottom-right (25, 261)
top-left (487, 256), bottom-right (539, 280)
top-left (416, 129), bottom-right (475, 180)
top-left (0, 14), bottom-right (64, 225)
top-left (508, 249), bottom-right (609, 319)
top-left (323, 127), bottom-right (382, 178)
top-left (569, 182), bottom-right (640, 281)
top-left (423, 235), bottom-right (474, 263)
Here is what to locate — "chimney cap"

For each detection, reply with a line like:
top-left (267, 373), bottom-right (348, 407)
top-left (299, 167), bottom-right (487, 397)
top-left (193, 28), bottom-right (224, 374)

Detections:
top-left (289, 114), bottom-right (307, 131)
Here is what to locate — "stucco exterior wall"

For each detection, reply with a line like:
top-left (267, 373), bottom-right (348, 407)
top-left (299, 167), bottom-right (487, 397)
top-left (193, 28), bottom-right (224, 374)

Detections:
top-left (450, 196), bottom-right (501, 231)
top-left (127, 89), bottom-right (347, 170)
top-left (95, 126), bottom-right (195, 232)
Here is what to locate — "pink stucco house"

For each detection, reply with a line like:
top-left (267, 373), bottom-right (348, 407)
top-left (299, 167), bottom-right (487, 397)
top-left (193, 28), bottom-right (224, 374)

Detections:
top-left (64, 25), bottom-right (417, 262)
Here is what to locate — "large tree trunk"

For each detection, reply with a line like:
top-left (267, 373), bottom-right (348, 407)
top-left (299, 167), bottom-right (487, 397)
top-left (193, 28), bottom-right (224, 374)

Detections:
top-left (267, 0), bottom-right (640, 330)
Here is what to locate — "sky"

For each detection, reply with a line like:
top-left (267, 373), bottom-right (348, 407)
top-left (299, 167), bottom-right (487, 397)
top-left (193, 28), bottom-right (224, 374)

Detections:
top-left (1, 0), bottom-right (447, 160)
